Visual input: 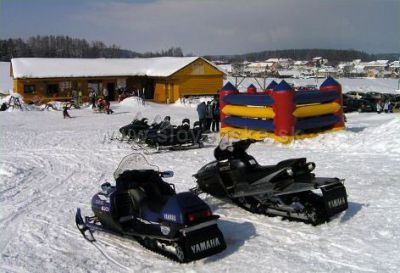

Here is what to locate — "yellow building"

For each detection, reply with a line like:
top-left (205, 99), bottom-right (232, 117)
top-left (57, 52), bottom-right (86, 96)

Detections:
top-left (10, 57), bottom-right (225, 103)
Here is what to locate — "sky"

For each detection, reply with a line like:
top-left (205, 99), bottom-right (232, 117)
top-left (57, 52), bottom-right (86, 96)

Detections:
top-left (0, 0), bottom-right (399, 55)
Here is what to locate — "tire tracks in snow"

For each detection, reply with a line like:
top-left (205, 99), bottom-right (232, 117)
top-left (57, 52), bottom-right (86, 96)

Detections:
top-left (0, 153), bottom-right (77, 255)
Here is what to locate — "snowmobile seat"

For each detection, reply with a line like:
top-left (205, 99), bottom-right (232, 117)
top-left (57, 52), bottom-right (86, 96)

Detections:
top-left (128, 188), bottom-right (147, 210)
top-left (114, 192), bottom-right (137, 221)
top-left (114, 188), bottom-right (148, 224)
top-left (142, 179), bottom-right (174, 213)
top-left (225, 156), bottom-right (284, 185)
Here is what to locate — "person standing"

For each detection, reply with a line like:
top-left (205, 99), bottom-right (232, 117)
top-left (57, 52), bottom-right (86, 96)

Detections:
top-left (71, 89), bottom-right (78, 107)
top-left (388, 101), bottom-right (394, 113)
top-left (383, 101), bottom-right (389, 113)
top-left (211, 100), bottom-right (220, 132)
top-left (196, 101), bottom-right (206, 131)
top-left (89, 89), bottom-right (96, 108)
top-left (205, 101), bottom-right (213, 132)
top-left (376, 101), bottom-right (382, 114)
top-left (77, 90), bottom-right (82, 107)
top-left (103, 88), bottom-right (109, 101)
top-left (141, 90), bottom-right (146, 106)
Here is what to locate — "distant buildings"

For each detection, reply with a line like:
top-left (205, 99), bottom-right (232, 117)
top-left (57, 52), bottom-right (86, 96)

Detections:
top-left (217, 57), bottom-right (399, 79)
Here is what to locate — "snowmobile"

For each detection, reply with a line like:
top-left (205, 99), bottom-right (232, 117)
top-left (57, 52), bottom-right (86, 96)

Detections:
top-left (192, 139), bottom-right (348, 225)
top-left (144, 118), bottom-right (207, 152)
top-left (75, 154), bottom-right (226, 262)
top-left (119, 117), bottom-right (150, 140)
top-left (118, 115), bottom-right (171, 142)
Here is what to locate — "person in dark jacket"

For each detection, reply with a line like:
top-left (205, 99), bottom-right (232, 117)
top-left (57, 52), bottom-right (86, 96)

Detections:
top-left (0, 102), bottom-right (8, 111)
top-left (211, 100), bottom-right (220, 132)
top-left (89, 90), bottom-right (96, 108)
top-left (196, 101), bottom-right (207, 131)
top-left (205, 101), bottom-right (213, 132)
top-left (160, 116), bottom-right (171, 129)
top-left (63, 102), bottom-right (71, 118)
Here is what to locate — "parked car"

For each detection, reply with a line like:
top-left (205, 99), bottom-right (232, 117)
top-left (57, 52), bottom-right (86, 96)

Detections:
top-left (343, 95), bottom-right (376, 113)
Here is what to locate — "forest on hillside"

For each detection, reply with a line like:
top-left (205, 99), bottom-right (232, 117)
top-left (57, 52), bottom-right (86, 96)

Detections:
top-left (1, 35), bottom-right (398, 63)
top-left (0, 35), bottom-right (184, 61)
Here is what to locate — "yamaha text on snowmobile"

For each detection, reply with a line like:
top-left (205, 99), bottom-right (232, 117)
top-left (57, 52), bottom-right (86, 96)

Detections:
top-left (192, 139), bottom-right (348, 225)
top-left (76, 154), bottom-right (226, 262)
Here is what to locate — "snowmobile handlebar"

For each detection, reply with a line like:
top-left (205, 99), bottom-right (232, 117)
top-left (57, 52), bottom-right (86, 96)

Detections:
top-left (160, 170), bottom-right (174, 178)
top-left (214, 139), bottom-right (256, 161)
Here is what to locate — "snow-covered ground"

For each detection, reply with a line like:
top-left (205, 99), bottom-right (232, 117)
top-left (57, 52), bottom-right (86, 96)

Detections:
top-left (226, 76), bottom-right (400, 94)
top-left (1, 98), bottom-right (400, 272)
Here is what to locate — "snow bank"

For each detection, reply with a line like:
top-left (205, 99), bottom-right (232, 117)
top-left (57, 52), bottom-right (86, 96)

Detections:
top-left (292, 113), bottom-right (400, 154)
top-left (172, 96), bottom-right (214, 108)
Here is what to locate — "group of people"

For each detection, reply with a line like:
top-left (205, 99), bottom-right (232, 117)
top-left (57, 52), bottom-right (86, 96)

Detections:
top-left (196, 97), bottom-right (220, 133)
top-left (376, 101), bottom-right (395, 114)
top-left (86, 88), bottom-right (112, 114)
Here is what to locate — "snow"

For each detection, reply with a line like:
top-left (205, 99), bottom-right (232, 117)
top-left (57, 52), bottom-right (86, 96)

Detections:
top-left (1, 98), bottom-right (400, 272)
top-left (0, 62), bottom-right (12, 94)
top-left (11, 57), bottom-right (221, 79)
top-left (226, 76), bottom-right (400, 94)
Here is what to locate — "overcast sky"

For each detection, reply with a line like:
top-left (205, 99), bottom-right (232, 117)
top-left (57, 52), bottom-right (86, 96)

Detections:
top-left (1, 0), bottom-right (399, 55)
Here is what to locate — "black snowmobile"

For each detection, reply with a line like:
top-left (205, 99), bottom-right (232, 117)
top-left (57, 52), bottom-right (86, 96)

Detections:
top-left (119, 117), bottom-right (150, 140)
top-left (144, 118), bottom-right (207, 152)
top-left (192, 139), bottom-right (348, 225)
top-left (76, 154), bottom-right (226, 262)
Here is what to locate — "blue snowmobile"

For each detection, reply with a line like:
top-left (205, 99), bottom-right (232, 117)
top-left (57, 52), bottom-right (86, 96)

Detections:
top-left (75, 154), bottom-right (226, 262)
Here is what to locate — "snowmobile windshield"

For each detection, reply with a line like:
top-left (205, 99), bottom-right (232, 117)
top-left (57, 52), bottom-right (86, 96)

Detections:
top-left (218, 136), bottom-right (234, 152)
top-left (113, 153), bottom-right (159, 180)
top-left (215, 138), bottom-right (254, 161)
top-left (133, 111), bottom-right (143, 121)
top-left (152, 115), bottom-right (162, 124)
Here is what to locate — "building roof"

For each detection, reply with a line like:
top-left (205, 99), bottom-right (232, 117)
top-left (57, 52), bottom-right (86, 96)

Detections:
top-left (11, 57), bottom-right (224, 79)
top-left (247, 62), bottom-right (271, 68)
top-left (277, 69), bottom-right (300, 77)
top-left (389, 61), bottom-right (400, 68)
top-left (364, 60), bottom-right (389, 67)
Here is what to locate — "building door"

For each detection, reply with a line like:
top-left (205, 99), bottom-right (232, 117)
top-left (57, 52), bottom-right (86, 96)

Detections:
top-left (106, 82), bottom-right (115, 101)
top-left (144, 79), bottom-right (155, 99)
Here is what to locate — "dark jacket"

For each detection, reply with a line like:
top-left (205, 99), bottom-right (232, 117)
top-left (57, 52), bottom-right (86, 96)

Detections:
top-left (197, 102), bottom-right (206, 119)
top-left (212, 101), bottom-right (220, 119)
top-left (205, 103), bottom-right (213, 119)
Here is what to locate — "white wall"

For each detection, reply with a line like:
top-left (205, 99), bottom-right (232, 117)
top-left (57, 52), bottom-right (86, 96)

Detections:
top-left (0, 62), bottom-right (12, 94)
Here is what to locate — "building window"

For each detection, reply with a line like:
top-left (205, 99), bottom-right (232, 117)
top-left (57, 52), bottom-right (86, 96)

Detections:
top-left (59, 81), bottom-right (72, 93)
top-left (24, 84), bottom-right (36, 94)
top-left (46, 84), bottom-right (59, 96)
top-left (88, 80), bottom-right (102, 95)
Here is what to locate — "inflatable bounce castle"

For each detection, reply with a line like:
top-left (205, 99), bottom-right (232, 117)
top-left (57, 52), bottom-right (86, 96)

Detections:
top-left (220, 77), bottom-right (345, 143)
